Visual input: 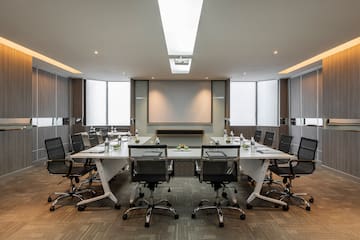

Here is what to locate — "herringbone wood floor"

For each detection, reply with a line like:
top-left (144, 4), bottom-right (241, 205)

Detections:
top-left (0, 163), bottom-right (359, 240)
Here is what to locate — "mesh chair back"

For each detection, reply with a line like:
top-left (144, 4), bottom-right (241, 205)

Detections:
top-left (45, 137), bottom-right (68, 174)
top-left (201, 145), bottom-right (240, 183)
top-left (295, 137), bottom-right (318, 174)
top-left (45, 137), bottom-right (66, 160)
top-left (128, 145), bottom-right (168, 183)
top-left (278, 135), bottom-right (293, 153)
top-left (254, 130), bottom-right (262, 142)
top-left (89, 134), bottom-right (99, 147)
top-left (71, 134), bottom-right (85, 153)
top-left (263, 132), bottom-right (275, 147)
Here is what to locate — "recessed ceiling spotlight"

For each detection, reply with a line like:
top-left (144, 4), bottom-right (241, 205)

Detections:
top-left (94, 50), bottom-right (99, 55)
top-left (151, 76), bottom-right (155, 79)
top-left (205, 77), bottom-right (209, 79)
top-left (243, 72), bottom-right (247, 75)
top-left (273, 50), bottom-right (278, 55)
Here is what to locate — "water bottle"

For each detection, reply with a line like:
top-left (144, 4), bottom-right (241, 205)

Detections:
top-left (223, 129), bottom-right (228, 140)
top-left (155, 136), bottom-right (160, 144)
top-left (250, 137), bottom-right (255, 153)
top-left (240, 133), bottom-right (244, 145)
top-left (135, 128), bottom-right (139, 138)
top-left (230, 130), bottom-right (234, 143)
top-left (104, 137), bottom-right (110, 152)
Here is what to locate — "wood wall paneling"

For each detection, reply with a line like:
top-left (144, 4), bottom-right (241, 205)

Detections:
top-left (0, 44), bottom-right (32, 118)
top-left (56, 76), bottom-right (69, 117)
top-left (317, 69), bottom-right (323, 117)
top-left (0, 130), bottom-right (32, 175)
top-left (290, 76), bottom-right (301, 118)
top-left (280, 78), bottom-right (289, 118)
top-left (302, 71), bottom-right (317, 117)
top-left (38, 69), bottom-right (56, 117)
top-left (322, 129), bottom-right (360, 178)
top-left (323, 44), bottom-right (360, 118)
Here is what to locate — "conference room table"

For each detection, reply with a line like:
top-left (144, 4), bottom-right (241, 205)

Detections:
top-left (71, 136), bottom-right (295, 209)
top-left (211, 137), bottom-right (297, 208)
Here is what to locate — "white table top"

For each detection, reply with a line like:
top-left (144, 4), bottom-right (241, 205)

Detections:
top-left (211, 137), bottom-right (296, 160)
top-left (71, 136), bottom-right (295, 161)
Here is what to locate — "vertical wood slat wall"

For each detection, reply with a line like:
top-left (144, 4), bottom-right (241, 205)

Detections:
top-left (322, 44), bottom-right (360, 178)
top-left (32, 68), bottom-right (70, 162)
top-left (0, 44), bottom-right (32, 175)
top-left (289, 69), bottom-right (323, 160)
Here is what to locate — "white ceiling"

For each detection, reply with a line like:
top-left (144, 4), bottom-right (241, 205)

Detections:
top-left (1, 0), bottom-right (360, 81)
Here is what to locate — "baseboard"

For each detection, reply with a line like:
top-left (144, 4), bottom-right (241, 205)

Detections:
top-left (321, 164), bottom-right (360, 183)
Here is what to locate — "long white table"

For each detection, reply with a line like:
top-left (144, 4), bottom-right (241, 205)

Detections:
top-left (211, 137), bottom-right (297, 208)
top-left (72, 136), bottom-right (295, 209)
top-left (71, 137), bottom-right (151, 208)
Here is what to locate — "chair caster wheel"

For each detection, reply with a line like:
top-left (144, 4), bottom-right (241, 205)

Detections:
top-left (240, 214), bottom-right (246, 220)
top-left (78, 205), bottom-right (86, 211)
top-left (309, 197), bottom-right (314, 203)
top-left (122, 214), bottom-right (128, 220)
top-left (48, 197), bottom-right (52, 202)
top-left (144, 222), bottom-right (150, 228)
top-left (91, 191), bottom-right (97, 197)
top-left (75, 177), bottom-right (80, 183)
top-left (222, 192), bottom-right (227, 198)
top-left (114, 204), bottom-right (121, 209)
top-left (168, 188), bottom-right (171, 192)
top-left (167, 202), bottom-right (172, 207)
top-left (191, 213), bottom-right (196, 219)
top-left (219, 222), bottom-right (224, 228)
top-left (282, 205), bottom-right (289, 211)
top-left (246, 204), bottom-right (253, 209)
top-left (306, 206), bottom-right (311, 211)
top-left (139, 192), bottom-right (144, 198)
top-left (49, 206), bottom-right (55, 212)
top-left (174, 214), bottom-right (179, 219)
top-left (234, 189), bottom-right (238, 194)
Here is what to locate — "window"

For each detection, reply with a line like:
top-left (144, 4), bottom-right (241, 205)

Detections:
top-left (85, 80), bottom-right (130, 126)
top-left (257, 80), bottom-right (279, 126)
top-left (230, 80), bottom-right (279, 126)
top-left (230, 81), bottom-right (256, 126)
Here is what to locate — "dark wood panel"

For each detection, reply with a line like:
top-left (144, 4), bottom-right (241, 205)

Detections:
top-left (318, 69), bottom-right (323, 117)
top-left (0, 129), bottom-right (32, 175)
top-left (71, 78), bottom-right (83, 117)
top-left (38, 69), bottom-right (56, 117)
top-left (279, 78), bottom-right (288, 118)
top-left (229, 126), bottom-right (256, 140)
top-left (32, 68), bottom-right (37, 116)
top-left (302, 71), bottom-right (317, 117)
top-left (56, 76), bottom-right (69, 117)
top-left (322, 129), bottom-right (360, 178)
top-left (0, 44), bottom-right (32, 118)
top-left (323, 44), bottom-right (360, 118)
top-left (289, 76), bottom-right (301, 118)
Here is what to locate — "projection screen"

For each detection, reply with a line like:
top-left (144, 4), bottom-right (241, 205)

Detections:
top-left (148, 80), bottom-right (212, 124)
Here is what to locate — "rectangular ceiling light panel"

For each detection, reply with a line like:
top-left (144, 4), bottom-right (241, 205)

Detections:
top-left (158, 0), bottom-right (203, 56)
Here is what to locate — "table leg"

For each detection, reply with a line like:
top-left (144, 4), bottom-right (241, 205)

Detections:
top-left (243, 159), bottom-right (287, 207)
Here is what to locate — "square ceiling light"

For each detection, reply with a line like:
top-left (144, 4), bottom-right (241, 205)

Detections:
top-left (169, 57), bottom-right (192, 74)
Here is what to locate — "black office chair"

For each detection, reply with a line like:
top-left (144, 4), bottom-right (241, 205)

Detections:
top-left (263, 131), bottom-right (275, 147)
top-left (192, 145), bottom-right (246, 227)
top-left (71, 134), bottom-right (99, 186)
top-left (264, 135), bottom-right (293, 186)
top-left (269, 137), bottom-right (317, 211)
top-left (88, 133), bottom-right (99, 147)
top-left (122, 145), bottom-right (178, 227)
top-left (45, 137), bottom-right (95, 211)
top-left (254, 130), bottom-right (262, 142)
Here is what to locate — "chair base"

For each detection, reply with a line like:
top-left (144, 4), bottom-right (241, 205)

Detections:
top-left (48, 185), bottom-right (95, 211)
top-left (267, 187), bottom-right (313, 211)
top-left (191, 190), bottom-right (246, 227)
top-left (123, 196), bottom-right (178, 227)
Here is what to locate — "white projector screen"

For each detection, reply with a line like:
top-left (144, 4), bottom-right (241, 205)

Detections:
top-left (148, 80), bottom-right (212, 124)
